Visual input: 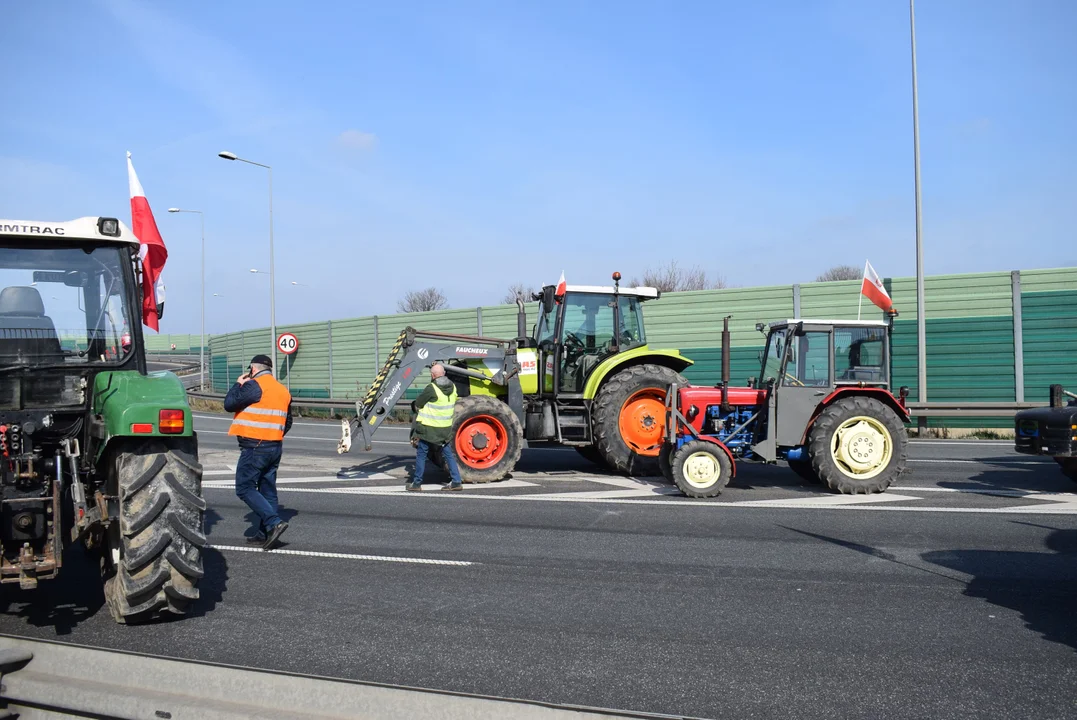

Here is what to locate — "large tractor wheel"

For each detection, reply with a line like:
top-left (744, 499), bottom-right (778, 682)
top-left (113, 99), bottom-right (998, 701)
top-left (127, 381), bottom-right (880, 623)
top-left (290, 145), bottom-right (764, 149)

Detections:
top-left (592, 364), bottom-right (686, 476)
top-left (671, 440), bottom-right (732, 498)
top-left (450, 396), bottom-right (523, 483)
top-left (807, 396), bottom-right (907, 494)
top-left (1055, 457), bottom-right (1077, 483)
top-left (104, 437), bottom-right (205, 624)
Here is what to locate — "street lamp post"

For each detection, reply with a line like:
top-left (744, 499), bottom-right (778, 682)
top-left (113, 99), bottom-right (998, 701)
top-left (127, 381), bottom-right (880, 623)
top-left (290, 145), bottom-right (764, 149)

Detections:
top-left (909, 0), bottom-right (927, 403)
top-left (167, 208), bottom-right (205, 390)
top-left (219, 151), bottom-right (277, 373)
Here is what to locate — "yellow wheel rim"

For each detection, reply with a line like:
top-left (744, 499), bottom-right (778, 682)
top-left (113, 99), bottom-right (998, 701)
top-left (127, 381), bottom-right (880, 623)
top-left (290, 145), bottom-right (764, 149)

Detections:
top-left (682, 451), bottom-right (722, 489)
top-left (829, 415), bottom-right (892, 480)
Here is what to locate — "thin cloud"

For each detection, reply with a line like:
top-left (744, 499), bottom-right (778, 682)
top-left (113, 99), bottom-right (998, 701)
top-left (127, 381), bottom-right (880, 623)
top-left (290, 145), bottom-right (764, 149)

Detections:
top-left (336, 129), bottom-right (377, 151)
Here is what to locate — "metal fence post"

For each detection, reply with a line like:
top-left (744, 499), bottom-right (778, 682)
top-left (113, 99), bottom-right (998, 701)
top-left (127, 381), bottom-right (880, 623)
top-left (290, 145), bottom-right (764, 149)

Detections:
top-left (327, 320), bottom-right (334, 397)
top-left (792, 284), bottom-right (801, 318)
top-left (1011, 270), bottom-right (1025, 403)
top-left (372, 316), bottom-right (379, 389)
top-left (476, 307), bottom-right (483, 336)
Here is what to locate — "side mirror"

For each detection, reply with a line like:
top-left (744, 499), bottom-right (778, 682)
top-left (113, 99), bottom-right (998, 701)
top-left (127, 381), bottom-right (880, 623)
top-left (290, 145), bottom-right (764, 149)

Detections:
top-left (542, 286), bottom-right (556, 315)
top-left (755, 322), bottom-right (766, 334)
top-left (63, 270), bottom-right (89, 287)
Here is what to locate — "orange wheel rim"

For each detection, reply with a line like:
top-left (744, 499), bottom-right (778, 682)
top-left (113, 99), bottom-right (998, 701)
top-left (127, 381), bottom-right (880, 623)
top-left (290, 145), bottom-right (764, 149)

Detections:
top-left (455, 415), bottom-right (509, 469)
top-left (618, 389), bottom-right (667, 456)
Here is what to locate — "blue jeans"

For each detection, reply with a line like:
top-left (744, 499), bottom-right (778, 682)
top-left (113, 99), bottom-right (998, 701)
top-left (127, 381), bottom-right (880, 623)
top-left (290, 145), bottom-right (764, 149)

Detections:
top-left (235, 443), bottom-right (283, 536)
top-left (412, 439), bottom-right (463, 487)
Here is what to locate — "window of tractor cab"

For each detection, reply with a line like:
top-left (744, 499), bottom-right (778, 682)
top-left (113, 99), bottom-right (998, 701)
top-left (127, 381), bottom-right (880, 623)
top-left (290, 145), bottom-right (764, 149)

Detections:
top-left (835, 326), bottom-right (887, 383)
top-left (785, 330), bottom-right (831, 387)
top-left (0, 244), bottom-right (136, 367)
top-left (558, 294), bottom-right (645, 352)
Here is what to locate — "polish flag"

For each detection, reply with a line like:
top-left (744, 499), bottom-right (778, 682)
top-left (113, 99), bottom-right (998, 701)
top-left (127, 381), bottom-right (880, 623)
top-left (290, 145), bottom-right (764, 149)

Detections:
top-left (860, 260), bottom-right (894, 313)
top-left (127, 152), bottom-right (168, 331)
top-left (555, 270), bottom-right (566, 298)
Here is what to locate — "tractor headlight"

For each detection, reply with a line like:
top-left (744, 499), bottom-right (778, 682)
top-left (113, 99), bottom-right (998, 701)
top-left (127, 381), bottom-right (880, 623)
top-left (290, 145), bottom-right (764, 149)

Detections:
top-left (98, 218), bottom-right (120, 237)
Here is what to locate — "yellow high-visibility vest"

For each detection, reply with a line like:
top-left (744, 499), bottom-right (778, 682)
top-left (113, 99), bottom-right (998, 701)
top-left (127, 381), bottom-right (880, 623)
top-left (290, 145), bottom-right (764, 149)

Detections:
top-left (416, 383), bottom-right (457, 428)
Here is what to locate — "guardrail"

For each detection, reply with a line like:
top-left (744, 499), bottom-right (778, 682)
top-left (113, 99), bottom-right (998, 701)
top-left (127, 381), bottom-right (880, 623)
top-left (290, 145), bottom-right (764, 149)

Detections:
top-left (0, 635), bottom-right (675, 720)
top-left (187, 389), bottom-right (1045, 419)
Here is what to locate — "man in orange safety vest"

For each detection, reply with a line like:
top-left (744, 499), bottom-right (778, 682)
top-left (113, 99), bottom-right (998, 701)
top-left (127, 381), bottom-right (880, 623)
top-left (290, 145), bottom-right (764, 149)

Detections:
top-left (225, 354), bottom-right (293, 549)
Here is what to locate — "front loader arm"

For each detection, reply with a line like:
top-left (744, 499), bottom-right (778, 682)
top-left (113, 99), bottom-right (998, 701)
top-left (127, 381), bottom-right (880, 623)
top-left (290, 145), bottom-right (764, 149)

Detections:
top-left (338, 327), bottom-right (514, 454)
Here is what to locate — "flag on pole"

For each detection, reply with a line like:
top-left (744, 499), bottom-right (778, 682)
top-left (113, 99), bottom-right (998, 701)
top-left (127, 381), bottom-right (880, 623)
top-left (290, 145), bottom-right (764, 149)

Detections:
top-left (555, 270), bottom-right (566, 298)
top-left (860, 260), bottom-right (894, 313)
top-left (127, 152), bottom-right (168, 331)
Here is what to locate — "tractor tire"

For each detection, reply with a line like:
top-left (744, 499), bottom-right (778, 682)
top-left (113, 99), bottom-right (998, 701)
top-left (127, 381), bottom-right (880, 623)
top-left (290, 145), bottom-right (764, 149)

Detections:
top-left (807, 396), bottom-right (907, 494)
top-left (575, 445), bottom-right (607, 468)
top-left (1055, 457), bottom-right (1077, 483)
top-left (592, 364), bottom-right (687, 476)
top-left (671, 440), bottom-right (732, 498)
top-left (104, 437), bottom-right (205, 624)
top-left (787, 459), bottom-right (820, 484)
top-left (450, 396), bottom-right (523, 483)
top-left (658, 442), bottom-right (675, 483)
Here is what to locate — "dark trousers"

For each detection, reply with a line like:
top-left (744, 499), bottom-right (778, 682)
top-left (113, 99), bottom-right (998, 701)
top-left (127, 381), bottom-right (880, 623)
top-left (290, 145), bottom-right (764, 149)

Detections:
top-left (235, 442), bottom-right (283, 536)
top-left (411, 439), bottom-right (463, 486)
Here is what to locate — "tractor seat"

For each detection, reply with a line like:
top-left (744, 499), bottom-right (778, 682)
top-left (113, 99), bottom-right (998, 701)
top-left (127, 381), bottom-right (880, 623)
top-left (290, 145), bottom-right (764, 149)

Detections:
top-left (0, 286), bottom-right (64, 363)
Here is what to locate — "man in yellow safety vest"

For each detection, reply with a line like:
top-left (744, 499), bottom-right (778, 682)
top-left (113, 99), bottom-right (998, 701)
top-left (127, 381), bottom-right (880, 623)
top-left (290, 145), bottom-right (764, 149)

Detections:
top-left (407, 362), bottom-right (464, 491)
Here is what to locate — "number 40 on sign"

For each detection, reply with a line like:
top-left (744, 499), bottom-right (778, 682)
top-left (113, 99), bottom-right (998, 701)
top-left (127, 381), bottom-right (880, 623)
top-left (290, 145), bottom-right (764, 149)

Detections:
top-left (277, 333), bottom-right (299, 355)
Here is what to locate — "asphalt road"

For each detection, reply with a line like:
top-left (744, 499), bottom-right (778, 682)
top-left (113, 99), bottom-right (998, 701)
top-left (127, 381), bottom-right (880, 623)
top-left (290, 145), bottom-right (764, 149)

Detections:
top-left (2, 413), bottom-right (1076, 719)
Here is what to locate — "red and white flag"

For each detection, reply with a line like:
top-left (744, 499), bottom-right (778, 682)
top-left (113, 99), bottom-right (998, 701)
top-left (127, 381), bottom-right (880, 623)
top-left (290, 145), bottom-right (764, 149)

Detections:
top-left (860, 260), bottom-right (894, 313)
top-left (555, 270), bottom-right (566, 298)
top-left (127, 152), bottom-right (168, 331)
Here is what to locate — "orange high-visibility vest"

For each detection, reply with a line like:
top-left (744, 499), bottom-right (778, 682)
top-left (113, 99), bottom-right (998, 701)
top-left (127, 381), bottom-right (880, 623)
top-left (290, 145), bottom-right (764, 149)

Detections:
top-left (228, 374), bottom-right (291, 441)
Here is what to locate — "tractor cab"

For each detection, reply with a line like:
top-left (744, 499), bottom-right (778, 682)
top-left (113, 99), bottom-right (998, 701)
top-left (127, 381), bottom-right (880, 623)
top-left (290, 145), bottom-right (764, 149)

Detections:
top-left (754, 319), bottom-right (896, 455)
top-left (528, 277), bottom-right (659, 396)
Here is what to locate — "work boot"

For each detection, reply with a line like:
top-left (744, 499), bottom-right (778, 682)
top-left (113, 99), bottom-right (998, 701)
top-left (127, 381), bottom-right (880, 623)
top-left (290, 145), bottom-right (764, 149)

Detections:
top-left (406, 483), bottom-right (422, 492)
top-left (441, 483), bottom-right (462, 491)
top-left (246, 534), bottom-right (267, 546)
top-left (263, 521), bottom-right (289, 550)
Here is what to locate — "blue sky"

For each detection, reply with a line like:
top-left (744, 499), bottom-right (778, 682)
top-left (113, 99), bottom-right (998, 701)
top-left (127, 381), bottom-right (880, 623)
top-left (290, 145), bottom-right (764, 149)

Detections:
top-left (2, 0), bottom-right (1075, 334)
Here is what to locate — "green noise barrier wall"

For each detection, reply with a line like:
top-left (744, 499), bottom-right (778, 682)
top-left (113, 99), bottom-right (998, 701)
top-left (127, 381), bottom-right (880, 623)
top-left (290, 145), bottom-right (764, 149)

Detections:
top-left (205, 266), bottom-right (1077, 426)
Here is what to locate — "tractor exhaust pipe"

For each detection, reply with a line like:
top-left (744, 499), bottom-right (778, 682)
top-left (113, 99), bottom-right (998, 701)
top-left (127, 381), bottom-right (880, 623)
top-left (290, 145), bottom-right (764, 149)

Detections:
top-left (515, 295), bottom-right (527, 340)
top-left (720, 314), bottom-right (732, 413)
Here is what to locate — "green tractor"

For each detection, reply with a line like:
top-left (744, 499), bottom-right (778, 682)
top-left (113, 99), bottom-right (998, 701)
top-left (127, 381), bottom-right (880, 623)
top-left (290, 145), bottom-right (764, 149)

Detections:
top-left (340, 272), bottom-right (694, 480)
top-left (0, 217), bottom-right (204, 623)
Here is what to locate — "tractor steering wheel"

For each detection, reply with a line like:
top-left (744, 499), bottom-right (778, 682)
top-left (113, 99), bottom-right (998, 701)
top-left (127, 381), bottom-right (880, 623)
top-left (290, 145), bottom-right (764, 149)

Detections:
top-left (783, 371), bottom-right (805, 387)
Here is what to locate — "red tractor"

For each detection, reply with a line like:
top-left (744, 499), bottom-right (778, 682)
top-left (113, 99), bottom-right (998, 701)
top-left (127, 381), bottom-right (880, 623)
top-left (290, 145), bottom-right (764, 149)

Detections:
top-left (659, 316), bottom-right (910, 496)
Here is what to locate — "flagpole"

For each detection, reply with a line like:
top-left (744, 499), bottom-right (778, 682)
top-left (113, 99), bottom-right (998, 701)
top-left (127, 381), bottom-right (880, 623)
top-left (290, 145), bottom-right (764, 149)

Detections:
top-left (858, 260), bottom-right (866, 321)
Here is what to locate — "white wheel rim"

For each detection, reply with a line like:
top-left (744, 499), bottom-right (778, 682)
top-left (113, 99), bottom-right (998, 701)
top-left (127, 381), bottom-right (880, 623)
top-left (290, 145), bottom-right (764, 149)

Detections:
top-left (830, 415), bottom-right (892, 480)
top-left (683, 451), bottom-right (721, 488)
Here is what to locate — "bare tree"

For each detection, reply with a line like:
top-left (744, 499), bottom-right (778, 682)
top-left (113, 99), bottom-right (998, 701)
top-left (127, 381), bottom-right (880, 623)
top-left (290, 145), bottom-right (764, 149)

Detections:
top-left (501, 283), bottom-right (538, 304)
top-left (630, 260), bottom-right (727, 293)
top-left (815, 265), bottom-right (862, 282)
top-left (397, 287), bottom-right (448, 313)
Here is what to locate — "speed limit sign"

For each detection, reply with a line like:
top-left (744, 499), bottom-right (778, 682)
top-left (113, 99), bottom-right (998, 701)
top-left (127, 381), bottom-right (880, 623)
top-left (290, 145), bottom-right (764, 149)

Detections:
top-left (277, 332), bottom-right (299, 355)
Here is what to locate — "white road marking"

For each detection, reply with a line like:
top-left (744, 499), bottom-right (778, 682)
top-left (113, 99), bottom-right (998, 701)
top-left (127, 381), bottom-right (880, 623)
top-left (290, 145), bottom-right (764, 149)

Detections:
top-left (890, 485), bottom-right (1075, 498)
top-left (195, 428), bottom-right (412, 445)
top-left (210, 544), bottom-right (474, 566)
top-left (909, 459), bottom-right (1047, 466)
top-left (203, 477), bottom-right (539, 491)
top-left (730, 493), bottom-right (923, 508)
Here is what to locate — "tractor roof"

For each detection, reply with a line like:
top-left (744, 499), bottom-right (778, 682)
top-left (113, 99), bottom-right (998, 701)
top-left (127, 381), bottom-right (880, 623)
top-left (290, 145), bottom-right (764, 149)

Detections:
top-left (0, 217), bottom-right (139, 245)
top-left (550, 284), bottom-right (661, 299)
top-left (771, 319), bottom-right (889, 329)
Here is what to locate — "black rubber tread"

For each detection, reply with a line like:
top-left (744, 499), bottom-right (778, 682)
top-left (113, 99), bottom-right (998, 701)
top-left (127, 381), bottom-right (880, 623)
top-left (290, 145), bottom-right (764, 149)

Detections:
top-left (449, 396), bottom-right (523, 484)
top-left (787, 459), bottom-right (821, 484)
top-left (574, 446), bottom-right (607, 468)
top-left (807, 396), bottom-right (908, 495)
top-left (591, 364), bottom-right (687, 476)
top-left (104, 436), bottom-right (204, 623)
top-left (658, 443), bottom-right (675, 483)
top-left (671, 440), bottom-right (733, 498)
top-left (1056, 457), bottom-right (1077, 482)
